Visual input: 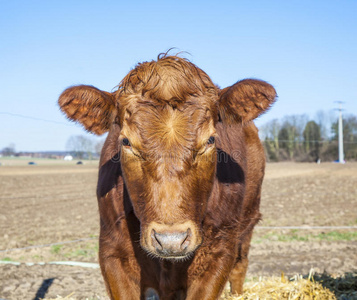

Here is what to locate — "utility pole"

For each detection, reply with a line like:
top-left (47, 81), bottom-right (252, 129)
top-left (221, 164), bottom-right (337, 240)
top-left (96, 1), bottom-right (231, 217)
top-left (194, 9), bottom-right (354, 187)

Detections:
top-left (335, 101), bottom-right (344, 164)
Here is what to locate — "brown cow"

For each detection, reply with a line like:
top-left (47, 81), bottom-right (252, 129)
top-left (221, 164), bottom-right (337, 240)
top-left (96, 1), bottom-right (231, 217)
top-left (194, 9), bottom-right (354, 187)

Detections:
top-left (58, 53), bottom-right (276, 300)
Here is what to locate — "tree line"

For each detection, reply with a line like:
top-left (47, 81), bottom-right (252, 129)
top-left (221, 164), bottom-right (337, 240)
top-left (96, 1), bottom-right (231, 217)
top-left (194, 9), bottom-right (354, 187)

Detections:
top-left (259, 110), bottom-right (357, 162)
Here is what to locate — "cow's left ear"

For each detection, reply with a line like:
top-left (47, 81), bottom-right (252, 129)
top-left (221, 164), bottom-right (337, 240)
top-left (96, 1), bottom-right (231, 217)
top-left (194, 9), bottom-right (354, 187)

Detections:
top-left (58, 85), bottom-right (116, 135)
top-left (218, 79), bottom-right (277, 124)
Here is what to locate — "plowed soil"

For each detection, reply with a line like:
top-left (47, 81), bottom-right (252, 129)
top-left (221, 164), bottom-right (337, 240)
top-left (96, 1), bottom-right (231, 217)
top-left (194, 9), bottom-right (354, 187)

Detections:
top-left (0, 160), bottom-right (356, 299)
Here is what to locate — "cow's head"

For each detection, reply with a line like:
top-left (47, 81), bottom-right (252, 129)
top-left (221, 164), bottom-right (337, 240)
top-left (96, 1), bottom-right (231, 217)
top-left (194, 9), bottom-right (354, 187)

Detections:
top-left (58, 54), bottom-right (276, 260)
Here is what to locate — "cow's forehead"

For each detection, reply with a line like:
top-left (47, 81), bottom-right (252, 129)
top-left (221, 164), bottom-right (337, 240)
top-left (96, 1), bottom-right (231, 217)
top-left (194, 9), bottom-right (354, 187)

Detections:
top-left (124, 101), bottom-right (214, 150)
top-left (121, 102), bottom-right (216, 178)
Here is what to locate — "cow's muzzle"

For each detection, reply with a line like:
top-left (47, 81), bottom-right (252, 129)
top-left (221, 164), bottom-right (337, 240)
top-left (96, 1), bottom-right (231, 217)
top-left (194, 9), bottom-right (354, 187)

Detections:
top-left (144, 221), bottom-right (201, 259)
top-left (151, 228), bottom-right (191, 256)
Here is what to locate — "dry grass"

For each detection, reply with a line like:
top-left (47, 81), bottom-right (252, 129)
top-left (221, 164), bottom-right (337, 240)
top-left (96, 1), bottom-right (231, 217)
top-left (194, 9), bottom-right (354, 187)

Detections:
top-left (221, 272), bottom-right (336, 300)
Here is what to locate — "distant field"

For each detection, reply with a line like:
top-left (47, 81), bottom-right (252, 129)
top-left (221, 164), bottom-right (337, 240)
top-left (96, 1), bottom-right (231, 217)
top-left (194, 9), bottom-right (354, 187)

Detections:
top-left (0, 161), bottom-right (356, 299)
top-left (0, 157), bottom-right (99, 166)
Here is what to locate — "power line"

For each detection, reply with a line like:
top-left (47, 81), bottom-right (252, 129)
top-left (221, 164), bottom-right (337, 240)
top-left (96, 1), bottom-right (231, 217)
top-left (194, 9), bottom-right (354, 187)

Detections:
top-left (0, 111), bottom-right (74, 126)
top-left (261, 139), bottom-right (357, 144)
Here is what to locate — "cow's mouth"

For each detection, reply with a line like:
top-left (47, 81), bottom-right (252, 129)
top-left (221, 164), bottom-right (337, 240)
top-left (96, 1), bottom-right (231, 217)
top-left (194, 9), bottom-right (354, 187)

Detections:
top-left (158, 253), bottom-right (194, 261)
top-left (146, 248), bottom-right (195, 262)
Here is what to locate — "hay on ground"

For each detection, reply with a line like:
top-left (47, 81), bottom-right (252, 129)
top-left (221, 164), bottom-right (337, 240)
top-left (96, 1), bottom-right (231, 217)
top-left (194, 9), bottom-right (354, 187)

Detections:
top-left (221, 272), bottom-right (337, 299)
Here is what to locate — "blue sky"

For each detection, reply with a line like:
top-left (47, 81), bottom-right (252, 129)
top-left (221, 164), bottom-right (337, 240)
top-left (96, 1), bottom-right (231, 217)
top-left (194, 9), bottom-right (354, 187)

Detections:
top-left (1, 0), bottom-right (356, 151)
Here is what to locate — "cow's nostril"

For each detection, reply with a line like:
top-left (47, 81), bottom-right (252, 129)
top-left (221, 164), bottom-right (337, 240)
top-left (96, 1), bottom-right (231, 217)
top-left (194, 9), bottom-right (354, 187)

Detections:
top-left (180, 228), bottom-right (192, 251)
top-left (151, 229), bottom-right (163, 251)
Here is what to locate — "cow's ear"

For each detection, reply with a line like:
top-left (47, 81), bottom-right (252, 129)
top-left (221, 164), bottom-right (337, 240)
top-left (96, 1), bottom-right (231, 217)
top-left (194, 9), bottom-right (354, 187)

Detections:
top-left (58, 85), bottom-right (116, 135)
top-left (218, 79), bottom-right (277, 124)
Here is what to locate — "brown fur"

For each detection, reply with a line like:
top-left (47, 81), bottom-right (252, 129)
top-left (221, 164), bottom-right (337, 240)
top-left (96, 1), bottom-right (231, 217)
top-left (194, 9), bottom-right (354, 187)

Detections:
top-left (58, 53), bottom-right (276, 300)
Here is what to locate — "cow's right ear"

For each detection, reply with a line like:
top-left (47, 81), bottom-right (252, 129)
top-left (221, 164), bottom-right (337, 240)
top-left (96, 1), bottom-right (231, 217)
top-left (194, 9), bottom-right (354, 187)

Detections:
top-left (58, 85), bottom-right (116, 135)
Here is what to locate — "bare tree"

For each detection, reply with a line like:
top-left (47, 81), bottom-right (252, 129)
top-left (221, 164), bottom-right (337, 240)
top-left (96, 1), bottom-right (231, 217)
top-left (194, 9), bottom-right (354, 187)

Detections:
top-left (283, 114), bottom-right (309, 142)
top-left (95, 139), bottom-right (106, 156)
top-left (303, 120), bottom-right (321, 159)
top-left (66, 135), bottom-right (94, 159)
top-left (315, 110), bottom-right (335, 140)
top-left (259, 119), bottom-right (281, 161)
top-left (1, 143), bottom-right (16, 156)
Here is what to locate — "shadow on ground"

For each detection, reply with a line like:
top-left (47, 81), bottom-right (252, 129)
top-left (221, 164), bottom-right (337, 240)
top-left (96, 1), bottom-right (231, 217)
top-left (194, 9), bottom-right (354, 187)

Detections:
top-left (306, 271), bottom-right (357, 299)
top-left (33, 278), bottom-right (55, 300)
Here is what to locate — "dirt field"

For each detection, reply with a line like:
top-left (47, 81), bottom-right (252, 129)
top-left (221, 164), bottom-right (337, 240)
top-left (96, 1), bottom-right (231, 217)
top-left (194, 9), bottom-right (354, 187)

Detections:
top-left (0, 160), bottom-right (356, 299)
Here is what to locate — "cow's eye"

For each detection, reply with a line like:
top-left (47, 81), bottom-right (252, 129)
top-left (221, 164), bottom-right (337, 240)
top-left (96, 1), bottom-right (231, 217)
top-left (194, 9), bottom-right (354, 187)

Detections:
top-left (207, 136), bottom-right (215, 145)
top-left (122, 138), bottom-right (131, 147)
